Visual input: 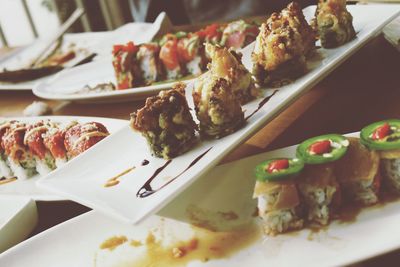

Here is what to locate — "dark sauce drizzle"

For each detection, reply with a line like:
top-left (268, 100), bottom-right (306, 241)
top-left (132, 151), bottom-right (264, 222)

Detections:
top-left (137, 147), bottom-right (213, 198)
top-left (141, 159), bottom-right (150, 166)
top-left (245, 90), bottom-right (278, 121)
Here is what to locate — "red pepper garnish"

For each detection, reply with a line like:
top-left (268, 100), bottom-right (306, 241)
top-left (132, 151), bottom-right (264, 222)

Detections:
top-left (372, 123), bottom-right (391, 140)
top-left (309, 140), bottom-right (331, 155)
top-left (267, 159), bottom-right (289, 173)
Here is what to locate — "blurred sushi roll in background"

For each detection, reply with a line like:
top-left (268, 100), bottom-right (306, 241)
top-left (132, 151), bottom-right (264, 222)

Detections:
top-left (130, 83), bottom-right (197, 159)
top-left (2, 121), bottom-right (36, 180)
top-left (206, 43), bottom-right (257, 104)
top-left (253, 158), bottom-right (304, 236)
top-left (361, 120), bottom-right (400, 194)
top-left (335, 137), bottom-right (381, 205)
top-left (251, 2), bottom-right (315, 87)
top-left (0, 121), bottom-right (13, 178)
top-left (177, 33), bottom-right (207, 76)
top-left (314, 0), bottom-right (356, 48)
top-left (112, 41), bottom-right (142, 89)
top-left (159, 34), bottom-right (186, 80)
top-left (196, 23), bottom-right (223, 46)
top-left (220, 20), bottom-right (259, 50)
top-left (137, 43), bottom-right (164, 85)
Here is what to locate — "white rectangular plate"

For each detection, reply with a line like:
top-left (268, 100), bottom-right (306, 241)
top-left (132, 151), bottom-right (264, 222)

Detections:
top-left (37, 5), bottom-right (400, 223)
top-left (0, 116), bottom-right (128, 201)
top-left (7, 133), bottom-right (400, 266)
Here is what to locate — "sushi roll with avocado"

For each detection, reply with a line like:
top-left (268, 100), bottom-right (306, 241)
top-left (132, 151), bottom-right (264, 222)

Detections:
top-left (24, 121), bottom-right (56, 176)
top-left (2, 121), bottom-right (36, 180)
top-left (360, 120), bottom-right (400, 194)
top-left (0, 121), bottom-right (13, 178)
top-left (206, 43), bottom-right (258, 104)
top-left (296, 134), bottom-right (348, 225)
top-left (177, 33), bottom-right (207, 76)
top-left (335, 137), bottom-right (381, 205)
top-left (314, 0), bottom-right (356, 48)
top-left (220, 20), bottom-right (259, 50)
top-left (131, 83), bottom-right (197, 159)
top-left (137, 43), bottom-right (164, 85)
top-left (42, 121), bottom-right (73, 168)
top-left (193, 73), bottom-right (244, 139)
top-left (112, 41), bottom-right (142, 89)
top-left (253, 158), bottom-right (304, 236)
top-left (159, 34), bottom-right (186, 80)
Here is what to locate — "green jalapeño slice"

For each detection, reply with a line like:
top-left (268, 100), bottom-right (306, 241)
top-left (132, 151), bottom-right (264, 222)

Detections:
top-left (296, 134), bottom-right (349, 164)
top-left (254, 158), bottom-right (304, 182)
top-left (360, 119), bottom-right (400, 150)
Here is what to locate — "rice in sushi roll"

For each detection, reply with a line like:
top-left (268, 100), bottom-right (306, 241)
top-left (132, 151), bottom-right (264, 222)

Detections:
top-left (137, 43), bottom-right (164, 85)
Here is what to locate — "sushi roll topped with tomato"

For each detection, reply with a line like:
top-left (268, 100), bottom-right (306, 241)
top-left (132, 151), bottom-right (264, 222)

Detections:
top-left (112, 41), bottom-right (142, 89)
top-left (195, 23), bottom-right (223, 45)
top-left (0, 121), bottom-right (13, 178)
top-left (220, 20), bottom-right (259, 50)
top-left (137, 43), bottom-right (164, 85)
top-left (177, 32), bottom-right (207, 76)
top-left (159, 34), bottom-right (186, 80)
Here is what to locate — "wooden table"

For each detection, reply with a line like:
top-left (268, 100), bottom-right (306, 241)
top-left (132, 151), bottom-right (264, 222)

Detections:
top-left (1, 35), bottom-right (400, 266)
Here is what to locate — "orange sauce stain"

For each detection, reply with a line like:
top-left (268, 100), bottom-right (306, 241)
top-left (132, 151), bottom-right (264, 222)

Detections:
top-left (104, 167), bottom-right (135, 188)
top-left (100, 236), bottom-right (128, 251)
top-left (0, 177), bottom-right (17, 185)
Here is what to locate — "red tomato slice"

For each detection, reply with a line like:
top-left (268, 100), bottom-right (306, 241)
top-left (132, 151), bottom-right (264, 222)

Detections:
top-left (309, 140), bottom-right (332, 155)
top-left (267, 159), bottom-right (289, 173)
top-left (372, 123), bottom-right (391, 140)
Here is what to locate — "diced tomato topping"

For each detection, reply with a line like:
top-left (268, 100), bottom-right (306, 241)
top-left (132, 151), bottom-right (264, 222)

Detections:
top-left (112, 41), bottom-right (138, 55)
top-left (159, 39), bottom-right (179, 70)
top-left (196, 23), bottom-right (221, 41)
top-left (372, 123), bottom-right (391, 140)
top-left (267, 159), bottom-right (289, 173)
top-left (309, 140), bottom-right (331, 155)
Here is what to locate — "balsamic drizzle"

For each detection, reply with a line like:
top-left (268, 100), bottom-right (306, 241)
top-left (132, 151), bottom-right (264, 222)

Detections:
top-left (141, 159), bottom-right (150, 166)
top-left (245, 90), bottom-right (278, 121)
top-left (136, 147), bottom-right (213, 198)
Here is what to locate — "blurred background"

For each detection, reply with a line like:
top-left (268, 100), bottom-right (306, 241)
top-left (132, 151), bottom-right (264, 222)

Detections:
top-left (0, 0), bottom-right (316, 48)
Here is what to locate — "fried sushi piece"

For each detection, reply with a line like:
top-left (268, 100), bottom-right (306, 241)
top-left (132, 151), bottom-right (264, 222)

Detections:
top-left (159, 34), bottom-right (186, 80)
top-left (251, 2), bottom-right (315, 87)
top-left (177, 33), bottom-right (207, 76)
top-left (334, 137), bottom-right (381, 205)
top-left (64, 122), bottom-right (110, 159)
top-left (206, 43), bottom-right (257, 104)
top-left (131, 83), bottom-right (197, 159)
top-left (2, 121), bottom-right (36, 180)
top-left (24, 121), bottom-right (57, 176)
top-left (0, 121), bottom-right (13, 178)
top-left (298, 164), bottom-right (341, 225)
top-left (360, 120), bottom-right (400, 194)
top-left (193, 72), bottom-right (244, 139)
top-left (220, 20), bottom-right (259, 50)
top-left (137, 43), bottom-right (164, 85)
top-left (112, 41), bottom-right (142, 89)
top-left (314, 0), bottom-right (356, 48)
top-left (254, 158), bottom-right (304, 236)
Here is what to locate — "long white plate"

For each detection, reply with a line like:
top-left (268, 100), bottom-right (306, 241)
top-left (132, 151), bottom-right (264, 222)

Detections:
top-left (37, 5), bottom-right (400, 222)
top-left (7, 132), bottom-right (400, 266)
top-left (0, 116), bottom-right (128, 201)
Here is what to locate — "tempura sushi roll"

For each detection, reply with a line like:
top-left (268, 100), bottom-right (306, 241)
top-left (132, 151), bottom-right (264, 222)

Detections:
top-left (220, 20), bottom-right (259, 50)
top-left (254, 158), bottom-right (304, 236)
top-left (360, 120), bottom-right (400, 194)
top-left (0, 121), bottom-right (13, 178)
top-left (42, 122), bottom-right (70, 168)
top-left (130, 83), bottom-right (197, 159)
top-left (159, 34), bottom-right (186, 80)
top-left (177, 33), bottom-right (207, 76)
top-left (24, 121), bottom-right (56, 176)
top-left (296, 134), bottom-right (348, 225)
top-left (251, 2), bottom-right (315, 87)
top-left (64, 122), bottom-right (110, 159)
top-left (206, 43), bottom-right (257, 104)
top-left (335, 137), bottom-right (381, 205)
top-left (314, 0), bottom-right (356, 48)
top-left (112, 41), bottom-right (142, 89)
top-left (137, 43), bottom-right (164, 85)
top-left (2, 121), bottom-right (36, 180)
top-left (193, 72), bottom-right (244, 139)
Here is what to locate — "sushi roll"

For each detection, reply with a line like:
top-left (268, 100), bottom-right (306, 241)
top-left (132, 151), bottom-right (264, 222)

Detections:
top-left (296, 134), bottom-right (348, 225)
top-left (314, 0), bottom-right (356, 48)
top-left (193, 72), bottom-right (244, 139)
top-left (251, 2), bottom-right (315, 87)
top-left (42, 121), bottom-right (73, 168)
top-left (177, 33), bottom-right (207, 76)
top-left (137, 43), bottom-right (164, 85)
top-left (360, 120), bottom-right (400, 194)
top-left (130, 83), bottom-right (197, 159)
top-left (220, 20), bottom-right (259, 50)
top-left (196, 23), bottom-right (223, 46)
top-left (253, 158), bottom-right (304, 236)
top-left (159, 34), bottom-right (186, 80)
top-left (24, 121), bottom-right (56, 176)
top-left (112, 41), bottom-right (142, 89)
top-left (0, 121), bottom-right (13, 178)
top-left (2, 121), bottom-right (36, 180)
top-left (335, 137), bottom-right (381, 205)
top-left (64, 122), bottom-right (110, 159)
top-left (206, 43), bottom-right (257, 104)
